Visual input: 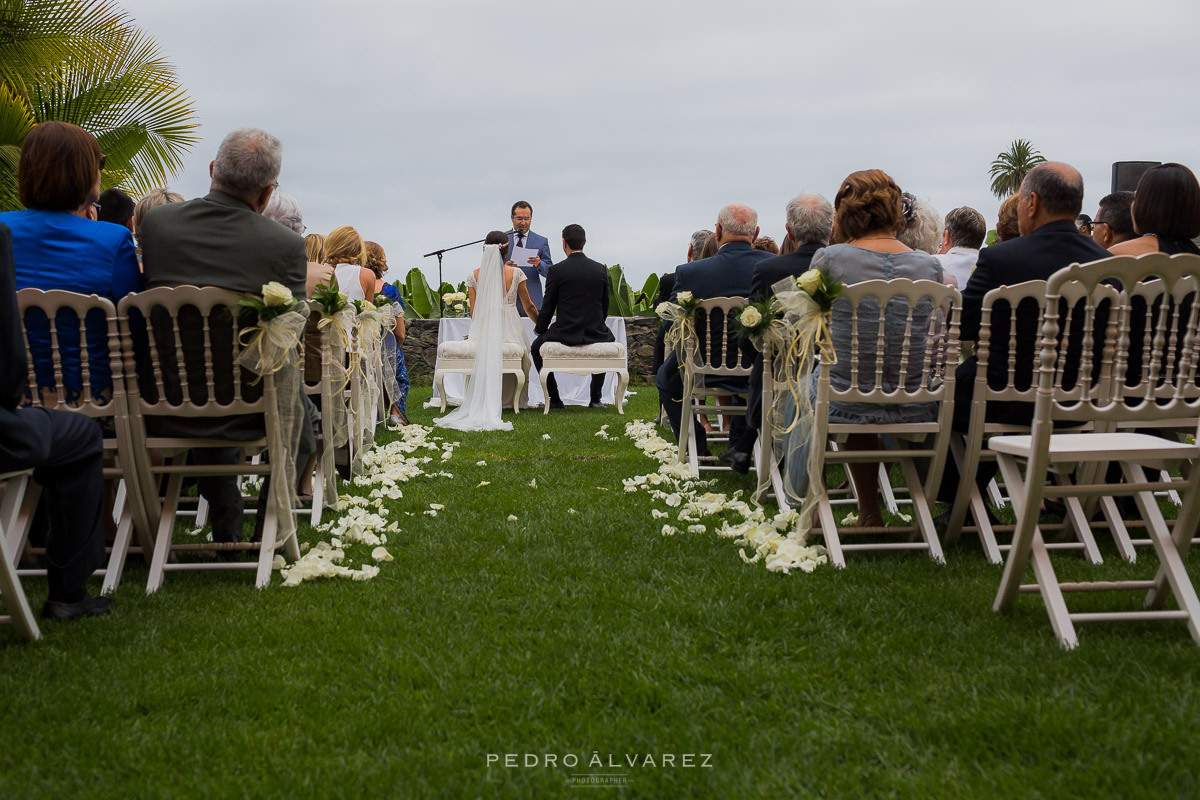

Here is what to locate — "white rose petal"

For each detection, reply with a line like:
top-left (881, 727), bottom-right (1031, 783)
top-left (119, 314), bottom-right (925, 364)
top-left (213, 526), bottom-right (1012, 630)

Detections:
top-left (529, 478), bottom-right (537, 489)
top-left (542, 434), bottom-right (551, 440)
top-left (430, 503), bottom-right (444, 511)
top-left (476, 460), bottom-right (487, 466)
top-left (371, 546), bottom-right (393, 563)
top-left (661, 525), bottom-right (678, 537)
top-left (507, 514), bottom-right (518, 522)
top-left (476, 481), bottom-right (490, 488)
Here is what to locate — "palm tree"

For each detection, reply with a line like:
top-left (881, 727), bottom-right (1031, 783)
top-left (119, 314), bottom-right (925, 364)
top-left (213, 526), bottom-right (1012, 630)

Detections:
top-left (0, 0), bottom-right (199, 210)
top-left (988, 139), bottom-right (1046, 200)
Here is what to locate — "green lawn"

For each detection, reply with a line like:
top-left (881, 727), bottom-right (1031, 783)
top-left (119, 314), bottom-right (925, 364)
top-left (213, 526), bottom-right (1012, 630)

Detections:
top-left (1, 385), bottom-right (1197, 799)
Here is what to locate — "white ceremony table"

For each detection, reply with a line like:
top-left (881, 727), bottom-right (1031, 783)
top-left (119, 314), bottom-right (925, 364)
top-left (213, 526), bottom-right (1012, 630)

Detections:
top-left (427, 316), bottom-right (628, 409)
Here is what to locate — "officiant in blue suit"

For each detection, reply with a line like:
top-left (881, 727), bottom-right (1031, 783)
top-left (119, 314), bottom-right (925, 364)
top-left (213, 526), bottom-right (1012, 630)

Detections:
top-left (508, 200), bottom-right (553, 316)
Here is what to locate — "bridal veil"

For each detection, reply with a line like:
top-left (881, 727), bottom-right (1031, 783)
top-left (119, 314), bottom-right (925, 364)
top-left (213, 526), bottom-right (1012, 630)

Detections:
top-left (434, 243), bottom-right (513, 432)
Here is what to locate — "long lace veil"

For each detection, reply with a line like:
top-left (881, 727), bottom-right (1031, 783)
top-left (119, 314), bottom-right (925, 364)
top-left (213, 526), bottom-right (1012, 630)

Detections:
top-left (434, 243), bottom-right (512, 432)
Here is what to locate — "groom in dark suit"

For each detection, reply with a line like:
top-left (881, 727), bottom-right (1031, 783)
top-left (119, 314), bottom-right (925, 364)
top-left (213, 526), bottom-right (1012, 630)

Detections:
top-left (509, 200), bottom-right (554, 316)
top-left (531, 224), bottom-right (614, 409)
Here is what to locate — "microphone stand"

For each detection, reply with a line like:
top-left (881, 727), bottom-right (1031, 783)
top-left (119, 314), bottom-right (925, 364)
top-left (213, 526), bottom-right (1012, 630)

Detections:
top-left (423, 238), bottom-right (485, 316)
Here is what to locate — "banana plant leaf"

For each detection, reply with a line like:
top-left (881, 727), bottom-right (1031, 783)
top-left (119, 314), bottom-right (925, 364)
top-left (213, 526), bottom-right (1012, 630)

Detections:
top-left (402, 267), bottom-right (439, 318)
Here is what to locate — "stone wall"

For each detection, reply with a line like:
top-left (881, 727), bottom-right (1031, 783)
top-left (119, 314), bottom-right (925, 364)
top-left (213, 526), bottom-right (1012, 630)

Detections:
top-left (402, 317), bottom-right (660, 384)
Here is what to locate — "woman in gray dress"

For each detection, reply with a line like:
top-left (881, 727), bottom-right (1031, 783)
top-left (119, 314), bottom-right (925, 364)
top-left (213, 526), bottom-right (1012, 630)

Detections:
top-left (798, 169), bottom-right (943, 528)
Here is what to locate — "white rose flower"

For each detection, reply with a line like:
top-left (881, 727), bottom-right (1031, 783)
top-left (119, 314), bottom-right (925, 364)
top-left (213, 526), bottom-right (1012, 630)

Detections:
top-left (676, 291), bottom-right (693, 303)
top-left (797, 269), bottom-right (822, 294)
top-left (739, 306), bottom-right (763, 327)
top-left (262, 281), bottom-right (294, 307)
top-left (454, 303), bottom-right (464, 311)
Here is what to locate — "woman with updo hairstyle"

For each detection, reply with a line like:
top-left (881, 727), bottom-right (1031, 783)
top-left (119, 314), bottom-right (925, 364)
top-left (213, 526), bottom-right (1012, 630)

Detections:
top-left (1110, 162), bottom-right (1200, 256)
top-left (305, 233), bottom-right (326, 264)
top-left (0, 121), bottom-right (142, 400)
top-left (364, 241), bottom-right (410, 426)
top-left (795, 168), bottom-right (943, 529)
top-left (132, 187), bottom-right (184, 260)
top-left (324, 225), bottom-right (375, 301)
top-left (995, 195), bottom-right (1021, 243)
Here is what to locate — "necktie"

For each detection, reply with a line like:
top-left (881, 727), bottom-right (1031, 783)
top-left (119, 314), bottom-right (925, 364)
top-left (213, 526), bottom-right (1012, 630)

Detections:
top-left (517, 233), bottom-right (525, 248)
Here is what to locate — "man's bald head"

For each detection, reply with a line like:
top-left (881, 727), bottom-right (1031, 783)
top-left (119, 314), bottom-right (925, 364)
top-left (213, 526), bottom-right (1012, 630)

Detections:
top-left (1018, 161), bottom-right (1086, 235)
top-left (715, 203), bottom-right (759, 245)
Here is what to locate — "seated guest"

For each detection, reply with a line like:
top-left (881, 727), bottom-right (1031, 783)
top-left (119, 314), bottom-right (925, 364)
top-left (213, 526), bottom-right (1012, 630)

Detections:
top-left (0, 223), bottom-right (110, 620)
top-left (720, 192), bottom-right (834, 473)
top-left (365, 241), bottom-right (410, 426)
top-left (1110, 162), bottom-right (1200, 256)
top-left (97, 188), bottom-right (135, 232)
top-left (934, 206), bottom-right (987, 288)
top-left (1075, 213), bottom-right (1093, 237)
top-left (531, 224), bottom-right (616, 409)
top-left (779, 234), bottom-right (797, 255)
top-left (305, 232), bottom-right (326, 265)
top-left (653, 229), bottom-right (710, 376)
top-left (898, 192), bottom-right (943, 255)
top-left (323, 225), bottom-right (375, 301)
top-left (656, 204), bottom-right (773, 455)
top-left (792, 170), bottom-right (943, 528)
top-left (140, 127), bottom-right (315, 544)
top-left (132, 187), bottom-right (184, 261)
top-left (938, 162), bottom-right (1111, 509)
top-left (1090, 191), bottom-right (1136, 250)
top-left (0, 121), bottom-right (141, 401)
top-left (995, 194), bottom-right (1020, 243)
top-left (752, 236), bottom-right (780, 254)
top-left (264, 188), bottom-right (332, 298)
top-left (698, 231), bottom-right (720, 260)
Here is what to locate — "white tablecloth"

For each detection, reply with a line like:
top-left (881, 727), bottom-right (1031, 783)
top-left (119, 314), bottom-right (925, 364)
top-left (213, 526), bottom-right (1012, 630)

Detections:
top-left (427, 317), bottom-right (628, 408)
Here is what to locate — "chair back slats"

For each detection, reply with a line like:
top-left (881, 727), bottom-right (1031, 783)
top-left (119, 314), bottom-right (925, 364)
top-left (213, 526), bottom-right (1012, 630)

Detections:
top-left (826, 280), bottom-right (959, 405)
top-left (118, 286), bottom-right (265, 418)
top-left (682, 297), bottom-right (754, 377)
top-left (16, 289), bottom-right (120, 418)
top-left (1040, 254), bottom-right (1200, 425)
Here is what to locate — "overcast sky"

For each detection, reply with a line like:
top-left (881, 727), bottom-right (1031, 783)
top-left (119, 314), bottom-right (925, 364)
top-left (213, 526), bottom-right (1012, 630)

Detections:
top-left (116, 0), bottom-right (1200, 290)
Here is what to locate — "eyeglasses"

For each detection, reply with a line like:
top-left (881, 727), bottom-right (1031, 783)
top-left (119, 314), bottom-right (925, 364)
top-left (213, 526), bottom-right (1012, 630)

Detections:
top-left (512, 215), bottom-right (531, 222)
top-left (92, 202), bottom-right (102, 211)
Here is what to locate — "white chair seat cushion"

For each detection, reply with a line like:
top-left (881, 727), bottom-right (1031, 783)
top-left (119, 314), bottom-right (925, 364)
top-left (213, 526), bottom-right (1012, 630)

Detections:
top-left (989, 432), bottom-right (1198, 462)
top-left (540, 341), bottom-right (626, 359)
top-left (438, 340), bottom-right (526, 360)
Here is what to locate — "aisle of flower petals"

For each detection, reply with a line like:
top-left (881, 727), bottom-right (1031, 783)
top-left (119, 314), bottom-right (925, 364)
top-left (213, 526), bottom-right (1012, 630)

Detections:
top-left (622, 420), bottom-right (828, 574)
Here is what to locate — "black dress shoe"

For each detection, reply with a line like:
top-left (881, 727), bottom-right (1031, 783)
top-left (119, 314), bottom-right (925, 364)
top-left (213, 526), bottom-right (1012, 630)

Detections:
top-left (548, 398), bottom-right (565, 410)
top-left (727, 450), bottom-right (752, 474)
top-left (41, 592), bottom-right (113, 622)
top-left (588, 400), bottom-right (605, 409)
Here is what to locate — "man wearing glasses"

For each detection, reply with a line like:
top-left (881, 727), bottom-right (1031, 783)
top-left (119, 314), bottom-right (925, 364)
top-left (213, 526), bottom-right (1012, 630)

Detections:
top-left (508, 200), bottom-right (553, 316)
top-left (1090, 191), bottom-right (1136, 250)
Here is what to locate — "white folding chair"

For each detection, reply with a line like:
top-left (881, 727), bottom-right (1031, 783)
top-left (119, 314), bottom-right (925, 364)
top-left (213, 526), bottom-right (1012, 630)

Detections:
top-left (799, 279), bottom-right (962, 568)
top-left (943, 281), bottom-right (1117, 564)
top-left (991, 253), bottom-right (1200, 649)
top-left (118, 286), bottom-right (302, 591)
top-left (676, 297), bottom-right (754, 475)
top-left (0, 471), bottom-right (39, 641)
top-left (12, 289), bottom-right (155, 595)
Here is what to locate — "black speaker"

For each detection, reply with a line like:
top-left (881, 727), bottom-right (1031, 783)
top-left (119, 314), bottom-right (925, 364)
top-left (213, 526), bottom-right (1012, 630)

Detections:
top-left (1112, 161), bottom-right (1160, 193)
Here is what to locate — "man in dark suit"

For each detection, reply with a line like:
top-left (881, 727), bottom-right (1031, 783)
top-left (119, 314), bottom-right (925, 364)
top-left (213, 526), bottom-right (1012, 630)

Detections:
top-left (938, 161), bottom-right (1111, 502)
top-left (656, 203), bottom-right (774, 455)
top-left (720, 193), bottom-right (834, 473)
top-left (531, 224), bottom-right (615, 409)
top-left (0, 223), bottom-right (110, 620)
top-left (508, 201), bottom-right (554, 316)
top-left (140, 127), bottom-right (313, 545)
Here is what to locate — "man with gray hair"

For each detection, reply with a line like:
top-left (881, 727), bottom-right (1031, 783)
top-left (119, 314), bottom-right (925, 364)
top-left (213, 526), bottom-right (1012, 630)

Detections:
top-left (140, 127), bottom-right (312, 548)
top-left (657, 204), bottom-right (773, 456)
top-left (719, 193), bottom-right (834, 472)
top-left (934, 206), bottom-right (987, 288)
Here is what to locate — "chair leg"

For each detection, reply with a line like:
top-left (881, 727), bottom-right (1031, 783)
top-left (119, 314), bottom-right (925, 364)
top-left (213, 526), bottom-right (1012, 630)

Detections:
top-left (256, 503), bottom-right (278, 590)
top-left (815, 493), bottom-right (845, 568)
top-left (944, 435), bottom-right (975, 546)
top-left (101, 500), bottom-right (136, 596)
top-left (1098, 495), bottom-right (1137, 562)
top-left (147, 470), bottom-right (184, 594)
top-left (994, 453), bottom-right (1044, 614)
top-left (1055, 471), bottom-right (1103, 565)
top-left (901, 458), bottom-right (944, 564)
top-left (513, 368), bottom-right (524, 414)
top-left (436, 372), bottom-right (447, 413)
top-left (615, 369), bottom-right (628, 414)
top-left (969, 483), bottom-right (1004, 565)
top-left (1139, 462), bottom-right (1200, 626)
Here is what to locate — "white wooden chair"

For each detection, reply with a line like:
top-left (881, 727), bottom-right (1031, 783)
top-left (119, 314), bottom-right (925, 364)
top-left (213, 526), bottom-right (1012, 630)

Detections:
top-left (117, 286), bottom-right (302, 591)
top-left (991, 253), bottom-right (1200, 649)
top-left (756, 336), bottom-right (791, 507)
top-left (677, 297), bottom-right (754, 475)
top-left (433, 339), bottom-right (528, 413)
top-left (12, 289), bottom-right (155, 595)
top-left (800, 279), bottom-right (962, 568)
top-left (0, 471), bottom-right (39, 641)
top-left (537, 341), bottom-right (629, 414)
top-left (943, 281), bottom-right (1118, 564)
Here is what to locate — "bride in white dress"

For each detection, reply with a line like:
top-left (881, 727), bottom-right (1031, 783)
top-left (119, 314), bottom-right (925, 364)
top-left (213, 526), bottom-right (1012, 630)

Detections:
top-left (434, 232), bottom-right (539, 432)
